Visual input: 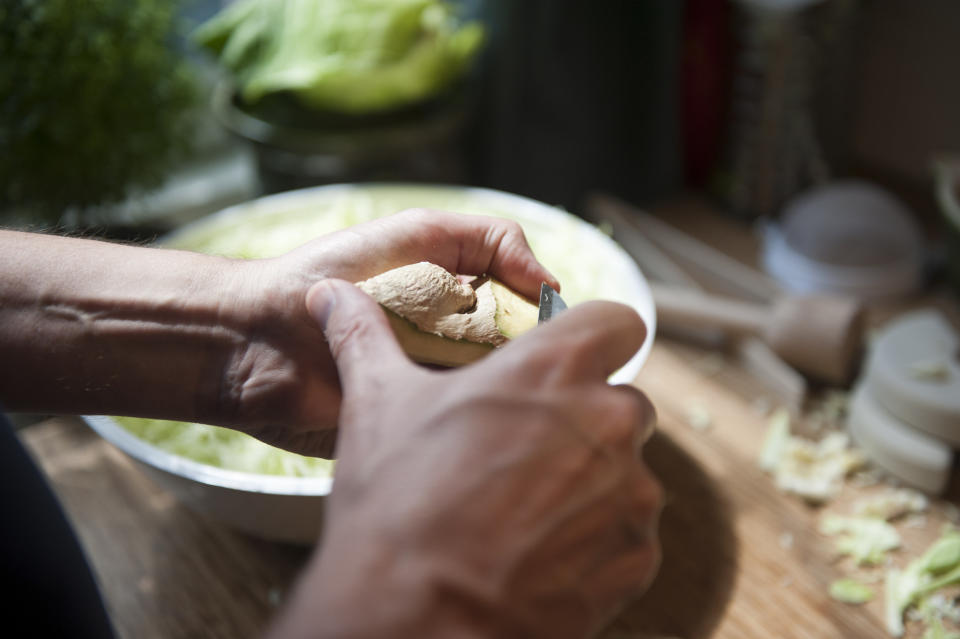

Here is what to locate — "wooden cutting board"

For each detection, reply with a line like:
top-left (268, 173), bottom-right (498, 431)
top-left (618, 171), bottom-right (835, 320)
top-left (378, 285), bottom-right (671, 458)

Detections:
top-left (616, 341), bottom-right (959, 639)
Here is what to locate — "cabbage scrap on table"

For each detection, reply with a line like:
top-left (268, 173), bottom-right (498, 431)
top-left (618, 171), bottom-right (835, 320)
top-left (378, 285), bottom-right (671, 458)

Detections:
top-left (758, 407), bottom-right (865, 503)
top-left (757, 401), bottom-right (960, 637)
top-left (830, 578), bottom-right (876, 604)
top-left (886, 529), bottom-right (960, 637)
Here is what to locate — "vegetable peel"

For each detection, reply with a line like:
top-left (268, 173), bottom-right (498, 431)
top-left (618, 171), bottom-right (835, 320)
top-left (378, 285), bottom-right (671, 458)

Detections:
top-left (829, 578), bottom-right (875, 604)
top-left (820, 515), bottom-right (901, 566)
top-left (885, 529), bottom-right (960, 636)
top-left (758, 408), bottom-right (865, 502)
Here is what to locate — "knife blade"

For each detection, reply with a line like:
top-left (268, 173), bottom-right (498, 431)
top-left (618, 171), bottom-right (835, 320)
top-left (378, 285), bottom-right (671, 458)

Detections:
top-left (538, 283), bottom-right (568, 324)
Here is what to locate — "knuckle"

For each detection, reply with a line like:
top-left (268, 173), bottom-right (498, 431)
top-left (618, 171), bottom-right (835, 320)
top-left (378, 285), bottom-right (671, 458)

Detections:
top-left (479, 214), bottom-right (520, 234)
top-left (327, 318), bottom-right (369, 359)
top-left (629, 542), bottom-right (663, 596)
top-left (614, 386), bottom-right (657, 447)
top-left (394, 207), bottom-right (434, 224)
top-left (497, 217), bottom-right (525, 238)
top-left (602, 411), bottom-right (637, 449)
top-left (632, 469), bottom-right (664, 516)
top-left (482, 218), bottom-right (527, 254)
top-left (617, 392), bottom-right (649, 434)
top-left (592, 388), bottom-right (649, 449)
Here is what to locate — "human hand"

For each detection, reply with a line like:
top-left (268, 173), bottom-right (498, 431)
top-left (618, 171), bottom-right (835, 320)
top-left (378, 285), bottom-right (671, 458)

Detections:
top-left (0, 213), bottom-right (552, 454)
top-left (268, 279), bottom-right (662, 639)
top-left (222, 209), bottom-right (558, 456)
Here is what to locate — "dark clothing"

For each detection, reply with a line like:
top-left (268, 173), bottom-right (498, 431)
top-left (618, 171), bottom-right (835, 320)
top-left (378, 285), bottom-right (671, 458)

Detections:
top-left (1, 412), bottom-right (115, 638)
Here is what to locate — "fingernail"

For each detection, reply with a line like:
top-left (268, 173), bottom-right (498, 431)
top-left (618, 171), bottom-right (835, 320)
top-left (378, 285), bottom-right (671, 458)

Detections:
top-left (544, 270), bottom-right (561, 293)
top-left (307, 281), bottom-right (337, 328)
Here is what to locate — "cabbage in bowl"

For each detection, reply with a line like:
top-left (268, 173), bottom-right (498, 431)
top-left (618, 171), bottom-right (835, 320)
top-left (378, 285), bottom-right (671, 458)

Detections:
top-left (115, 184), bottom-right (653, 477)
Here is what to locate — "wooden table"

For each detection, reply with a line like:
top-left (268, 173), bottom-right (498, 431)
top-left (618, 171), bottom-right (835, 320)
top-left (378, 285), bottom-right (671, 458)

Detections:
top-left (18, 198), bottom-right (960, 638)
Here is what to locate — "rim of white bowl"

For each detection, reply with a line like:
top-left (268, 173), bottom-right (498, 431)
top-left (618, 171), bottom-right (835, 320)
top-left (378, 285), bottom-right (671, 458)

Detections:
top-left (82, 415), bottom-right (334, 495)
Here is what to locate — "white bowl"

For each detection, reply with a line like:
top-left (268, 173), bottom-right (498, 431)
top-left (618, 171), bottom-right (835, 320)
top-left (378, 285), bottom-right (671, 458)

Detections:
top-left (84, 183), bottom-right (657, 544)
top-left (83, 415), bottom-right (332, 544)
top-left (762, 181), bottom-right (924, 300)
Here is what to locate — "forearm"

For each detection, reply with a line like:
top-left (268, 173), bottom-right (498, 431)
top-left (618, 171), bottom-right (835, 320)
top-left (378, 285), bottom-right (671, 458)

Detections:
top-left (0, 230), bottom-right (254, 421)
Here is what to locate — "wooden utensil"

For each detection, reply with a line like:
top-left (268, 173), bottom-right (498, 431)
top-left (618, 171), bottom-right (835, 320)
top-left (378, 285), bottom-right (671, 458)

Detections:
top-left (586, 192), bottom-right (808, 411)
top-left (652, 282), bottom-right (864, 385)
top-left (589, 193), bottom-right (782, 302)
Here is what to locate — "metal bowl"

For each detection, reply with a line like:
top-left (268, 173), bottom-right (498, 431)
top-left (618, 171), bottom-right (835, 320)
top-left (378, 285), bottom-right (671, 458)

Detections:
top-left (83, 415), bottom-right (331, 544)
top-left (83, 183), bottom-right (656, 545)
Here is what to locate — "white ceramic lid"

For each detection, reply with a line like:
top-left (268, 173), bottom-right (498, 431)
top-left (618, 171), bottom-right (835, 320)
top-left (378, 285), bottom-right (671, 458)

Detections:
top-left (763, 181), bottom-right (924, 300)
top-left (863, 310), bottom-right (960, 445)
top-left (847, 383), bottom-right (952, 494)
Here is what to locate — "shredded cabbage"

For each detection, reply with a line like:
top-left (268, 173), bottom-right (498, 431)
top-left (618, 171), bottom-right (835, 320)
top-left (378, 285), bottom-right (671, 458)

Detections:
top-left (757, 408), bottom-right (865, 503)
top-left (886, 528), bottom-right (960, 636)
top-left (820, 515), bottom-right (901, 566)
top-left (829, 578), bottom-right (875, 604)
top-left (114, 417), bottom-right (334, 477)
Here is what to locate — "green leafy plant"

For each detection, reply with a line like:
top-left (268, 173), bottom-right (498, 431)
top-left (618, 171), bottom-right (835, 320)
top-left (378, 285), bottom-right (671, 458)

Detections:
top-left (194, 0), bottom-right (484, 115)
top-left (0, 0), bottom-right (199, 222)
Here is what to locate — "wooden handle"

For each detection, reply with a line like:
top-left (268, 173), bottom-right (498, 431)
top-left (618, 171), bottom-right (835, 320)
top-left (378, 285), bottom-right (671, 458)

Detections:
top-left (651, 283), bottom-right (771, 337)
top-left (587, 193), bottom-right (781, 302)
top-left (587, 194), bottom-right (703, 288)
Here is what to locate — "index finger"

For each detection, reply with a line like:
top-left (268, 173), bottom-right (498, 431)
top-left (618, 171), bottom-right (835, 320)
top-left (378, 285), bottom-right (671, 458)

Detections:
top-left (332, 209), bottom-right (560, 302)
top-left (431, 210), bottom-right (562, 301)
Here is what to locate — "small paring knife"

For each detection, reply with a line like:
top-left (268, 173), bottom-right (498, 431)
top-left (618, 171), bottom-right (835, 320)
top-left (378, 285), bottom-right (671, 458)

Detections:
top-left (538, 283), bottom-right (568, 324)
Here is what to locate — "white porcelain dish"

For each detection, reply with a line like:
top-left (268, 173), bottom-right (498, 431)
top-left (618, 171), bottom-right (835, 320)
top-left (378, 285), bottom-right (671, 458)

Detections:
top-left (763, 181), bottom-right (924, 300)
top-left (83, 183), bottom-right (657, 544)
top-left (83, 414), bottom-right (332, 544)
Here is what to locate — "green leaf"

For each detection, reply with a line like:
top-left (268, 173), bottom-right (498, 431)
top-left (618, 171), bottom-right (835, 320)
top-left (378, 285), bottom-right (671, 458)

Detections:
top-left (195, 0), bottom-right (485, 114)
top-left (820, 515), bottom-right (901, 566)
top-left (0, 0), bottom-right (200, 219)
top-left (829, 578), bottom-right (875, 604)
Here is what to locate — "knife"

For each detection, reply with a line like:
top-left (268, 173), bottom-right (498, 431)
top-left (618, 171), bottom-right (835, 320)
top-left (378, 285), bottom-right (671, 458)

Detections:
top-left (538, 283), bottom-right (568, 324)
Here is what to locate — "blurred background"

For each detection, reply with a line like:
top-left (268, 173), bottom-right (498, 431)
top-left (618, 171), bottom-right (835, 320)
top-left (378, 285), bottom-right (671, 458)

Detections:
top-left (1, 0), bottom-right (958, 291)
top-left (8, 4), bottom-right (960, 634)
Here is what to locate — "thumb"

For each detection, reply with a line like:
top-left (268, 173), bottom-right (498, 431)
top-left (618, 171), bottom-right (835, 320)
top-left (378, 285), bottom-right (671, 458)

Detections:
top-left (306, 278), bottom-right (410, 391)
